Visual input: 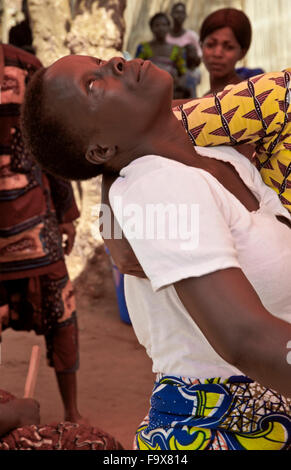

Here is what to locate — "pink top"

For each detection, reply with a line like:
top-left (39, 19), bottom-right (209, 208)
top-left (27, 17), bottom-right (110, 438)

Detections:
top-left (166, 29), bottom-right (202, 57)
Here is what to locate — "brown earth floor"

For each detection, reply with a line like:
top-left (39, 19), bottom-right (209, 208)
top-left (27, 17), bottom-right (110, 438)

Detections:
top-left (0, 246), bottom-right (154, 450)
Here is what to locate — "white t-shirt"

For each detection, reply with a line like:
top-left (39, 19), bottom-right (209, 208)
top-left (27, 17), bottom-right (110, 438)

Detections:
top-left (109, 147), bottom-right (291, 379)
top-left (166, 30), bottom-right (202, 57)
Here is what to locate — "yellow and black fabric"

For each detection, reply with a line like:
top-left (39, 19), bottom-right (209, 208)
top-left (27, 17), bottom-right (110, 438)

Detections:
top-left (173, 70), bottom-right (291, 212)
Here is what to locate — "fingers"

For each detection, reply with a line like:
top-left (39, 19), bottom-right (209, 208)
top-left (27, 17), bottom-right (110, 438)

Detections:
top-left (59, 223), bottom-right (76, 255)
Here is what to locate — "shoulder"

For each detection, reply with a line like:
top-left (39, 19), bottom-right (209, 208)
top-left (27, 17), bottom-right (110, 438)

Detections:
top-left (185, 29), bottom-right (199, 40)
top-left (111, 156), bottom-right (227, 210)
top-left (135, 42), bottom-right (152, 57)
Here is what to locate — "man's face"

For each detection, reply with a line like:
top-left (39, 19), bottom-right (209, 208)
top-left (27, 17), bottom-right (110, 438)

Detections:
top-left (43, 55), bottom-right (173, 158)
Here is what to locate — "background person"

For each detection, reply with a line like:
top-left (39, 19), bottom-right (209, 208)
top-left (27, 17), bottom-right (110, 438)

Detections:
top-left (184, 43), bottom-right (201, 98)
top-left (166, 2), bottom-right (202, 57)
top-left (135, 12), bottom-right (186, 99)
top-left (166, 2), bottom-right (201, 98)
top-left (200, 7), bottom-right (262, 95)
top-left (0, 42), bottom-right (83, 424)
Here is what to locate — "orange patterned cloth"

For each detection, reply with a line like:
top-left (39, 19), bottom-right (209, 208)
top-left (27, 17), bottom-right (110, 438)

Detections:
top-left (173, 69), bottom-right (291, 212)
top-left (0, 44), bottom-right (80, 373)
top-left (0, 266), bottom-right (79, 373)
top-left (0, 390), bottom-right (123, 450)
top-left (0, 44), bottom-right (79, 280)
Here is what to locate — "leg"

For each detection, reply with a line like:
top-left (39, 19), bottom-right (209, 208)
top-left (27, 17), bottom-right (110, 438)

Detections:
top-left (37, 268), bottom-right (84, 423)
top-left (55, 370), bottom-right (82, 423)
top-left (45, 313), bottom-right (85, 423)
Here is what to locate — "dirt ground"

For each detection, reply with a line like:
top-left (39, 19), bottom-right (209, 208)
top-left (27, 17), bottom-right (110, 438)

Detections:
top-left (0, 245), bottom-right (155, 450)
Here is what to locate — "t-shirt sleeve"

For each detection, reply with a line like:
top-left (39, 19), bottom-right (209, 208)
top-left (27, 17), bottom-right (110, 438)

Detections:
top-left (110, 164), bottom-right (240, 291)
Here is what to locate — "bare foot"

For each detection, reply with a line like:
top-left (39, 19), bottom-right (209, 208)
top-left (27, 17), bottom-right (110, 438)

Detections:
top-left (65, 411), bottom-right (90, 425)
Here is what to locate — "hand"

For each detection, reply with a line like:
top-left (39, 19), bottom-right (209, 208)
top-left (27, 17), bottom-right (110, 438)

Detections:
top-left (0, 398), bottom-right (40, 436)
top-left (59, 222), bottom-right (76, 255)
top-left (10, 398), bottom-right (40, 427)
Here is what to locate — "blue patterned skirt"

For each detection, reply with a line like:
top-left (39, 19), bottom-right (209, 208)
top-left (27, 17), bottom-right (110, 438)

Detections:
top-left (135, 375), bottom-right (291, 450)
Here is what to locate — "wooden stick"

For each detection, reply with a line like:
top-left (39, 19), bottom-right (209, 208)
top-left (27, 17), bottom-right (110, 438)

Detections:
top-left (24, 345), bottom-right (41, 398)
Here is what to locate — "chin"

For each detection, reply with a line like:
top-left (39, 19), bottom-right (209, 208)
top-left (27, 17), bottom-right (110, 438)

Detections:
top-left (149, 65), bottom-right (173, 103)
top-left (160, 78), bottom-right (173, 110)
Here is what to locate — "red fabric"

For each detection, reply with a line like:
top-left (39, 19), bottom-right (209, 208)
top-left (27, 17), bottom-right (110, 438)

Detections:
top-left (0, 389), bottom-right (123, 450)
top-left (0, 44), bottom-right (80, 280)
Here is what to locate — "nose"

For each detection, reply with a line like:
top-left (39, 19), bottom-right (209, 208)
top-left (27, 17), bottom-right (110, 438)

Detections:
top-left (109, 57), bottom-right (125, 75)
top-left (213, 45), bottom-right (223, 57)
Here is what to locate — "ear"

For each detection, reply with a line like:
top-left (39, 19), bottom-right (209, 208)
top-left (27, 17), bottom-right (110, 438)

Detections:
top-left (85, 144), bottom-right (117, 165)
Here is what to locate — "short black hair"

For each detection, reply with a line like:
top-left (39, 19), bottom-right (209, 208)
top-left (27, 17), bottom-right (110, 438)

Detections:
top-left (149, 12), bottom-right (170, 29)
top-left (200, 8), bottom-right (252, 52)
top-left (21, 67), bottom-right (105, 181)
top-left (171, 3), bottom-right (186, 13)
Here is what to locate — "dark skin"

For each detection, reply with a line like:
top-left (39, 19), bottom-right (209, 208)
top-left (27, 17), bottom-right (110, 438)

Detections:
top-left (146, 15), bottom-right (186, 93)
top-left (59, 222), bottom-right (76, 255)
top-left (0, 221), bottom-right (82, 424)
top-left (0, 398), bottom-right (40, 437)
top-left (44, 55), bottom-right (291, 397)
top-left (201, 26), bottom-right (245, 95)
top-left (169, 4), bottom-right (201, 68)
top-left (57, 220), bottom-right (82, 422)
top-left (169, 4), bottom-right (187, 38)
top-left (148, 16), bottom-right (177, 67)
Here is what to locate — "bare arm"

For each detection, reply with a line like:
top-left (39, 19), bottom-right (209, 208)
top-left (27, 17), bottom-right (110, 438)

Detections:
top-left (101, 173), bottom-right (146, 278)
top-left (0, 399), bottom-right (40, 437)
top-left (174, 267), bottom-right (291, 397)
top-left (172, 98), bottom-right (194, 107)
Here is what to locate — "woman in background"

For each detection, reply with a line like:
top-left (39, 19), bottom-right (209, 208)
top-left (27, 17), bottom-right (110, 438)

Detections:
top-left (167, 2), bottom-right (202, 58)
top-left (135, 12), bottom-right (186, 98)
top-left (200, 8), bottom-right (261, 95)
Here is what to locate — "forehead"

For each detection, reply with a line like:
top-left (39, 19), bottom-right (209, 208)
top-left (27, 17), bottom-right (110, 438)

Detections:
top-left (207, 27), bottom-right (238, 42)
top-left (45, 55), bottom-right (98, 83)
top-left (152, 16), bottom-right (169, 26)
top-left (42, 56), bottom-right (97, 147)
top-left (172, 5), bottom-right (185, 13)
top-left (43, 56), bottom-right (96, 125)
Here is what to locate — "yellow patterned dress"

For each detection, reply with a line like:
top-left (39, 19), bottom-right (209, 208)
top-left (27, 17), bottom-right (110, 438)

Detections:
top-left (173, 69), bottom-right (291, 212)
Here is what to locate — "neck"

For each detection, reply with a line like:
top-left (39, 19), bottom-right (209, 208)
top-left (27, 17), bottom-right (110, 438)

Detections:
top-left (152, 37), bottom-right (166, 45)
top-left (107, 109), bottom-right (202, 173)
top-left (171, 23), bottom-right (184, 35)
top-left (210, 71), bottom-right (241, 94)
